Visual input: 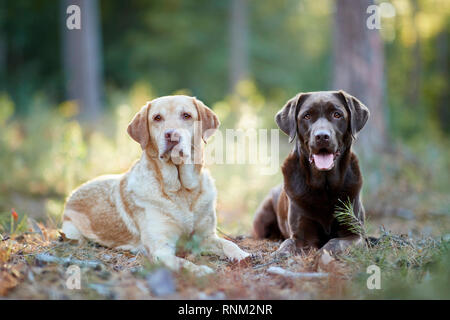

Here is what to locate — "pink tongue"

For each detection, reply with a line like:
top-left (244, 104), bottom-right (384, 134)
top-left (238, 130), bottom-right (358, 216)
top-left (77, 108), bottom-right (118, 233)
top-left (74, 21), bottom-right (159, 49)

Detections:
top-left (313, 153), bottom-right (334, 170)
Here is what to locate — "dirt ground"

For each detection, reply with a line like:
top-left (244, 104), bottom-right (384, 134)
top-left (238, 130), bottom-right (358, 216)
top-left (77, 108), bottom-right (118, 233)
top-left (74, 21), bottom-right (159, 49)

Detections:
top-left (1, 214), bottom-right (449, 300)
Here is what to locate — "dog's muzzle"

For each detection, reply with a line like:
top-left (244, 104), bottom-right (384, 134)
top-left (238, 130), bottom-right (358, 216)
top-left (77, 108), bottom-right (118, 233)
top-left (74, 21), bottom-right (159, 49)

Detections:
top-left (309, 130), bottom-right (339, 171)
top-left (160, 129), bottom-right (182, 158)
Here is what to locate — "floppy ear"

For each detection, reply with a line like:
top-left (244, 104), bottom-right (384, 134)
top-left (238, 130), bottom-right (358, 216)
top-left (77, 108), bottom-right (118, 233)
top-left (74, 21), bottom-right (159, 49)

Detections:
top-left (193, 97), bottom-right (220, 143)
top-left (127, 102), bottom-right (151, 149)
top-left (338, 90), bottom-right (370, 139)
top-left (275, 93), bottom-right (309, 143)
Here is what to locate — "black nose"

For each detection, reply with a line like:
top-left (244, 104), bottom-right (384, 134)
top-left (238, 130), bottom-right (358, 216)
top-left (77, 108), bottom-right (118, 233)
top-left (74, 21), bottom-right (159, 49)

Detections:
top-left (315, 131), bottom-right (330, 142)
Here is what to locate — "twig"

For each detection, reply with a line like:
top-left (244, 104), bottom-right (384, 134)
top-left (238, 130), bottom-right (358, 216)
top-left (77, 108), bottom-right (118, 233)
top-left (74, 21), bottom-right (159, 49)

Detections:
top-left (35, 253), bottom-right (103, 269)
top-left (216, 227), bottom-right (235, 241)
top-left (253, 259), bottom-right (281, 270)
top-left (267, 266), bottom-right (328, 279)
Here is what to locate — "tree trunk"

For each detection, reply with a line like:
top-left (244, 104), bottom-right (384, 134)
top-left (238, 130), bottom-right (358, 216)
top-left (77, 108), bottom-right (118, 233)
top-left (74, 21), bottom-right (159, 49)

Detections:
top-left (229, 0), bottom-right (249, 93)
top-left (61, 0), bottom-right (103, 124)
top-left (332, 0), bottom-right (386, 158)
top-left (408, 0), bottom-right (421, 108)
top-left (436, 29), bottom-right (450, 133)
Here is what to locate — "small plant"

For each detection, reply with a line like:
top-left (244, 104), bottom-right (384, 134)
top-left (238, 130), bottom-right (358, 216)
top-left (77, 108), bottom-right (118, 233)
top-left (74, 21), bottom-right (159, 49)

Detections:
top-left (176, 234), bottom-right (203, 256)
top-left (334, 198), bottom-right (367, 239)
top-left (0, 208), bottom-right (29, 238)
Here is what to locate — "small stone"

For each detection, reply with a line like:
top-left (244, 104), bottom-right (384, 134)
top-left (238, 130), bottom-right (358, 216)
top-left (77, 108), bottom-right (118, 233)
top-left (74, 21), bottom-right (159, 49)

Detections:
top-left (102, 254), bottom-right (112, 261)
top-left (198, 291), bottom-right (226, 300)
top-left (88, 283), bottom-right (111, 297)
top-left (146, 268), bottom-right (176, 297)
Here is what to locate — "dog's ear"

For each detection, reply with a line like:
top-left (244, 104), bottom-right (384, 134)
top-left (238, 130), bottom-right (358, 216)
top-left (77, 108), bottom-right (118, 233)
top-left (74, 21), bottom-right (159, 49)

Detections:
top-left (337, 90), bottom-right (370, 139)
top-left (193, 97), bottom-right (220, 143)
top-left (127, 102), bottom-right (151, 149)
top-left (275, 93), bottom-right (309, 143)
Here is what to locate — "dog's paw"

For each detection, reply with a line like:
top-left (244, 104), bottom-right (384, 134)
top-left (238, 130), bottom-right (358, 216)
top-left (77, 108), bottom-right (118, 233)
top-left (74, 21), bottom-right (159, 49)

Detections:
top-left (222, 240), bottom-right (251, 262)
top-left (318, 239), bottom-right (340, 256)
top-left (318, 237), bottom-right (362, 257)
top-left (272, 238), bottom-right (297, 258)
top-left (228, 249), bottom-right (251, 262)
top-left (228, 250), bottom-right (252, 269)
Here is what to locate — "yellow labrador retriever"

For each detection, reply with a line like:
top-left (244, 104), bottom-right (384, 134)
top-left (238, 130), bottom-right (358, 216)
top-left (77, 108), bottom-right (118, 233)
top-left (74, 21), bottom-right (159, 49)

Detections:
top-left (62, 95), bottom-right (249, 275)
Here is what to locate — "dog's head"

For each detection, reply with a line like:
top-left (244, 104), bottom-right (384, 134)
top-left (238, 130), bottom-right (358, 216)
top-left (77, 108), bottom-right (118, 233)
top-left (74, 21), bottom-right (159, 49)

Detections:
top-left (276, 90), bottom-right (369, 171)
top-left (127, 95), bottom-right (219, 163)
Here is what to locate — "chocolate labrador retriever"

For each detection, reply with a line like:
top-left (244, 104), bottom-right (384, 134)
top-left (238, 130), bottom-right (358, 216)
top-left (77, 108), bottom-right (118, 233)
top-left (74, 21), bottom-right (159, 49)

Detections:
top-left (253, 90), bottom-right (369, 257)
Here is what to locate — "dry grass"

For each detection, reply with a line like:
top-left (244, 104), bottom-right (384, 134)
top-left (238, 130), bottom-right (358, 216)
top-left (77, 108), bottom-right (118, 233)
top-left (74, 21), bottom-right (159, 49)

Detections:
top-left (1, 225), bottom-right (353, 300)
top-left (1, 214), bottom-right (449, 300)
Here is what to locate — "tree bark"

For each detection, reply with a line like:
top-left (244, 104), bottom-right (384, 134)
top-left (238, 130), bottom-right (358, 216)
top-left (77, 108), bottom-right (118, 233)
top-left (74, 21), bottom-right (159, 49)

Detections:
top-left (332, 0), bottom-right (386, 158)
top-left (61, 0), bottom-right (103, 124)
top-left (229, 0), bottom-right (249, 93)
top-left (436, 29), bottom-right (450, 133)
top-left (408, 0), bottom-right (421, 108)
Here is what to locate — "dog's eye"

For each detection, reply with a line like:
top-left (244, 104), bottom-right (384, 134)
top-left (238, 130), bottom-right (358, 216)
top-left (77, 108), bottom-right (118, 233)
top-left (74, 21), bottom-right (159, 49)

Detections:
top-left (303, 114), bottom-right (311, 120)
top-left (153, 114), bottom-right (162, 121)
top-left (182, 113), bottom-right (192, 120)
top-left (333, 112), bottom-right (342, 119)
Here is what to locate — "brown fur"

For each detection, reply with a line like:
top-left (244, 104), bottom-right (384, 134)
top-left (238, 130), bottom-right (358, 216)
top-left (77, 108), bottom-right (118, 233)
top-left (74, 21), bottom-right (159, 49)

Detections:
top-left (65, 178), bottom-right (138, 247)
top-left (253, 91), bottom-right (370, 256)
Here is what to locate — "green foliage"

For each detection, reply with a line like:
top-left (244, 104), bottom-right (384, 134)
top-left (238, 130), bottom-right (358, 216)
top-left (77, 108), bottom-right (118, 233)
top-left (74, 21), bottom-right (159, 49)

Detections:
top-left (1, 0), bottom-right (63, 114)
top-left (342, 227), bottom-right (450, 299)
top-left (2, 0), bottom-right (449, 146)
top-left (176, 234), bottom-right (203, 256)
top-left (334, 198), bottom-right (366, 238)
top-left (0, 210), bottom-right (28, 236)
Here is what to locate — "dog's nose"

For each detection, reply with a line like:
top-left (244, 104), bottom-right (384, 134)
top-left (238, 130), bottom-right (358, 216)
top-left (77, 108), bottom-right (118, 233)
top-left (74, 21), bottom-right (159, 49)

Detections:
top-left (165, 130), bottom-right (180, 142)
top-left (315, 131), bottom-right (330, 143)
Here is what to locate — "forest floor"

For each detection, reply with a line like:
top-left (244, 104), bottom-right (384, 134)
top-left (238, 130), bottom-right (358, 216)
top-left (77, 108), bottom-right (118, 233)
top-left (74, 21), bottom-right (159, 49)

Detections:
top-left (1, 214), bottom-right (450, 300)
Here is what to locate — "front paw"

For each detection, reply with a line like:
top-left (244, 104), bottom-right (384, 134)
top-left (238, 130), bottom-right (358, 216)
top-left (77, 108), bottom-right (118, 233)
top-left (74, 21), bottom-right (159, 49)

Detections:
top-left (272, 238), bottom-right (297, 258)
top-left (228, 249), bottom-right (250, 262)
top-left (318, 238), bottom-right (342, 256)
top-left (318, 237), bottom-right (362, 258)
top-left (221, 240), bottom-right (251, 261)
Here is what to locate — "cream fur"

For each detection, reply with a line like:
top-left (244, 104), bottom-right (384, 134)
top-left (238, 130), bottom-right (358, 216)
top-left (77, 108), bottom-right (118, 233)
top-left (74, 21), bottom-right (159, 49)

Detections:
top-left (62, 95), bottom-right (249, 275)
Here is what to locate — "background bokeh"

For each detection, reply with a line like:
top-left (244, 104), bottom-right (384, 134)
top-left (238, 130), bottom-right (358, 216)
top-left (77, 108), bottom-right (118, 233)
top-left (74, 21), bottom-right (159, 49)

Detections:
top-left (0, 0), bottom-right (449, 237)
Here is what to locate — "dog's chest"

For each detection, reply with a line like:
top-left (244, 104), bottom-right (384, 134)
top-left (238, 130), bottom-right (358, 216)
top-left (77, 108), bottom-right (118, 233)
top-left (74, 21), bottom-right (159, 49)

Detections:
top-left (162, 188), bottom-right (206, 233)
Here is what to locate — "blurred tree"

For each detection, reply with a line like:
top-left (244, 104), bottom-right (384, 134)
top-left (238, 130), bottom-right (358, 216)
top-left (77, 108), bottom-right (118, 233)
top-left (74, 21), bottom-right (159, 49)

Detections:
top-left (1, 0), bottom-right (63, 113)
top-left (408, 0), bottom-right (421, 107)
top-left (0, 0), bottom-right (448, 143)
top-left (100, 0), bottom-right (229, 105)
top-left (332, 0), bottom-right (386, 156)
top-left (436, 28), bottom-right (450, 133)
top-left (229, 0), bottom-right (249, 92)
top-left (61, 0), bottom-right (103, 123)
